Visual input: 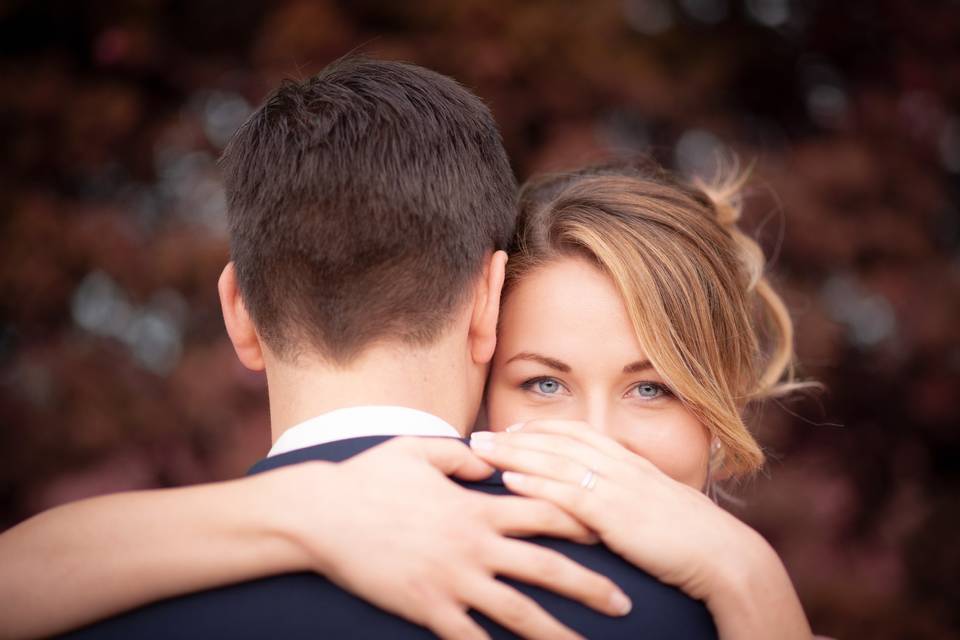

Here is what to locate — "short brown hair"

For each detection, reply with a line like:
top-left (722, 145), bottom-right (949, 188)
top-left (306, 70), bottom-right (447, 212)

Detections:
top-left (220, 56), bottom-right (517, 363)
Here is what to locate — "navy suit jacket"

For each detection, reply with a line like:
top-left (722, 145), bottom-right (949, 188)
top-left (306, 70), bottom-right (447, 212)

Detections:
top-left (65, 436), bottom-right (717, 639)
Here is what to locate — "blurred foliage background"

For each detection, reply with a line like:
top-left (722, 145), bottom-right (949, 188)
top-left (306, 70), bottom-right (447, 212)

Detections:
top-left (1, 1), bottom-right (958, 637)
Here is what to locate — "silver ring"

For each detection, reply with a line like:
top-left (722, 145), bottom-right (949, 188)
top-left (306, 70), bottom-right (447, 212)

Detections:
top-left (579, 468), bottom-right (598, 491)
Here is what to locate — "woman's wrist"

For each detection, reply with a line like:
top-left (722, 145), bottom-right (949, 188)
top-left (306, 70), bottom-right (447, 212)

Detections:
top-left (238, 461), bottom-right (339, 577)
top-left (702, 524), bottom-right (812, 640)
top-left (705, 524), bottom-right (777, 604)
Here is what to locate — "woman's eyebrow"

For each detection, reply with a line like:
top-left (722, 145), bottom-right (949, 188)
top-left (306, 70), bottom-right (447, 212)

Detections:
top-left (504, 352), bottom-right (571, 372)
top-left (622, 359), bottom-right (653, 374)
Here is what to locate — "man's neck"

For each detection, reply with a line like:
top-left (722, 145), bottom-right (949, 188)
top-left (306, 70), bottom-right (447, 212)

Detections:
top-left (263, 340), bottom-right (482, 443)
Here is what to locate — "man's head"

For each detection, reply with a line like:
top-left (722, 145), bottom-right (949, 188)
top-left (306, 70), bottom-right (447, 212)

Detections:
top-left (218, 56), bottom-right (517, 369)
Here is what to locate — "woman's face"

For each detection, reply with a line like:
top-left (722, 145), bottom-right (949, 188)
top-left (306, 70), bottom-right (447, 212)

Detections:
top-left (486, 256), bottom-right (711, 489)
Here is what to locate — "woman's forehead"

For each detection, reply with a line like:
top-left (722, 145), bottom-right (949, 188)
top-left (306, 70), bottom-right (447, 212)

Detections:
top-left (499, 257), bottom-right (648, 367)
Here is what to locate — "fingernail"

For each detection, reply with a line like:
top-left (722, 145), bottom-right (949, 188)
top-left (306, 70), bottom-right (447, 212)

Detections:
top-left (469, 436), bottom-right (495, 452)
top-left (609, 590), bottom-right (632, 616)
top-left (505, 422), bottom-right (525, 432)
top-left (502, 471), bottom-right (525, 486)
top-left (470, 430), bottom-right (494, 440)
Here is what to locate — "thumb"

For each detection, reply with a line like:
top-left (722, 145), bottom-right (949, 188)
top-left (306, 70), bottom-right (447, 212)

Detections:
top-left (401, 437), bottom-right (495, 481)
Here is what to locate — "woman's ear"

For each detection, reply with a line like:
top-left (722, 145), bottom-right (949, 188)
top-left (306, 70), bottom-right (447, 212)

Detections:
top-left (710, 439), bottom-right (736, 483)
top-left (218, 263), bottom-right (265, 371)
top-left (469, 250), bottom-right (508, 365)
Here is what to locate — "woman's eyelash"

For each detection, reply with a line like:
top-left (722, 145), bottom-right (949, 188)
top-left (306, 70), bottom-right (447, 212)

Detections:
top-left (520, 376), bottom-right (552, 388)
top-left (629, 381), bottom-right (674, 399)
top-left (520, 377), bottom-right (565, 394)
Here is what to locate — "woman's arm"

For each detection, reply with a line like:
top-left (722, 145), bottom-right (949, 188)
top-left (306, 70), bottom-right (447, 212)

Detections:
top-left (469, 421), bottom-right (813, 640)
top-left (0, 469), bottom-right (303, 639)
top-left (696, 527), bottom-right (812, 640)
top-left (0, 437), bottom-right (629, 640)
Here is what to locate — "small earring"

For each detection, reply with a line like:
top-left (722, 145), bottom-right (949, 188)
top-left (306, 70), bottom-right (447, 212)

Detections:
top-left (711, 437), bottom-right (721, 453)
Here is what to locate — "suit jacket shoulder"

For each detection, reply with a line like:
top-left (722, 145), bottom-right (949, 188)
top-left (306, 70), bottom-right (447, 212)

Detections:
top-left (64, 437), bottom-right (717, 639)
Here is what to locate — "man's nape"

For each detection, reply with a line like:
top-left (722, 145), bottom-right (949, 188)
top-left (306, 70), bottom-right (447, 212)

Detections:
top-left (220, 250), bottom-right (509, 440)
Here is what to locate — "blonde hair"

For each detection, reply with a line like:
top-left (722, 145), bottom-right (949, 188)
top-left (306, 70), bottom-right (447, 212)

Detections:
top-left (508, 157), bottom-right (803, 478)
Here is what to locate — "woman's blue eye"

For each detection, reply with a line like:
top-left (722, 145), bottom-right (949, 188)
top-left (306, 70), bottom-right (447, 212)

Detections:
top-left (521, 377), bottom-right (565, 396)
top-left (631, 382), bottom-right (667, 399)
top-left (536, 379), bottom-right (561, 394)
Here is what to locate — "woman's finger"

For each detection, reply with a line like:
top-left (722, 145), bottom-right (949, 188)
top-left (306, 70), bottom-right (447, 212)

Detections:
top-left (484, 431), bottom-right (619, 471)
top-left (506, 420), bottom-right (649, 467)
top-left (462, 575), bottom-right (585, 640)
top-left (423, 605), bottom-right (491, 640)
top-left (488, 538), bottom-right (632, 618)
top-left (385, 436), bottom-right (495, 481)
top-left (499, 470), bottom-right (605, 525)
top-left (479, 495), bottom-right (598, 544)
top-left (470, 437), bottom-right (598, 486)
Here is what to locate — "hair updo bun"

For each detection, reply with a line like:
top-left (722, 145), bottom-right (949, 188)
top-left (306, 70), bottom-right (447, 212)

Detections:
top-left (692, 167), bottom-right (803, 398)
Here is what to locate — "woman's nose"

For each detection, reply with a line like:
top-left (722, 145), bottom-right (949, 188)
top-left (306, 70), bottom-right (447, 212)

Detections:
top-left (580, 399), bottom-right (609, 434)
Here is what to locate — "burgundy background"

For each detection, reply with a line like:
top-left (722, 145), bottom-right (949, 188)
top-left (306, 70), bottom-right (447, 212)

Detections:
top-left (1, 2), bottom-right (958, 637)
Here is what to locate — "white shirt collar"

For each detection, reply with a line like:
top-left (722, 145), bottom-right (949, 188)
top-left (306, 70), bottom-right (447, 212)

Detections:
top-left (268, 405), bottom-right (462, 457)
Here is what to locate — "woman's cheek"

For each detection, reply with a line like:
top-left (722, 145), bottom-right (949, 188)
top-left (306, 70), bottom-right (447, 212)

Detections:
top-left (616, 415), bottom-right (711, 488)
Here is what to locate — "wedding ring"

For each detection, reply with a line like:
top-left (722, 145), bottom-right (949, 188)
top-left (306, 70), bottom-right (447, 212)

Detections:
top-left (579, 468), bottom-right (598, 491)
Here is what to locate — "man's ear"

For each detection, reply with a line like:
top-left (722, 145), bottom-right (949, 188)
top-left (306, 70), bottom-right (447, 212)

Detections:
top-left (218, 263), bottom-right (265, 371)
top-left (468, 250), bottom-right (508, 365)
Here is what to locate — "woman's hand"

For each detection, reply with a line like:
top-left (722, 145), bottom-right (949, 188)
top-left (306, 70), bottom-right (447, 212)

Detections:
top-left (254, 436), bottom-right (633, 640)
top-left (468, 420), bottom-right (813, 640)
top-left (0, 436), bottom-right (630, 640)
